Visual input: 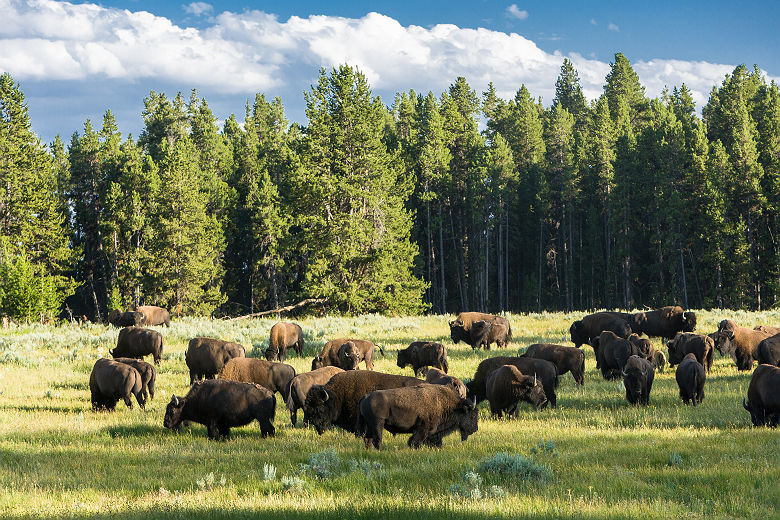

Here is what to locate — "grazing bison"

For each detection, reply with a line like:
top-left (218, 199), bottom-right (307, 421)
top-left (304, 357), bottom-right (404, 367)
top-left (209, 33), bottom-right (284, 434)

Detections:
top-left (675, 353), bottom-right (705, 406)
top-left (112, 357), bottom-right (156, 402)
top-left (465, 356), bottom-right (558, 408)
top-left (666, 333), bottom-right (715, 372)
top-left (89, 358), bottom-right (144, 411)
top-left (185, 337), bottom-right (246, 384)
top-left (622, 355), bottom-right (654, 405)
top-left (449, 312), bottom-right (512, 348)
top-left (265, 322), bottom-right (304, 361)
top-left (111, 326), bottom-right (164, 365)
top-left (716, 320), bottom-right (772, 371)
top-left (107, 309), bottom-right (145, 327)
top-left (356, 384), bottom-right (478, 450)
top-left (570, 312), bottom-right (632, 349)
top-left (164, 379), bottom-right (276, 439)
top-left (521, 343), bottom-right (585, 385)
top-left (630, 306), bottom-right (696, 340)
top-left (743, 364), bottom-right (780, 427)
top-left (486, 365), bottom-right (547, 417)
top-left (311, 338), bottom-right (384, 370)
top-left (134, 305), bottom-right (171, 327)
top-left (594, 331), bottom-right (643, 380)
top-left (469, 319), bottom-right (512, 350)
top-left (756, 334), bottom-right (780, 366)
top-left (285, 366), bottom-right (344, 426)
top-left (337, 341), bottom-right (363, 370)
top-left (425, 367), bottom-right (467, 398)
top-left (219, 357), bottom-right (295, 402)
top-left (397, 341), bottom-right (449, 376)
top-left (303, 371), bottom-right (424, 434)
top-left (753, 325), bottom-right (780, 335)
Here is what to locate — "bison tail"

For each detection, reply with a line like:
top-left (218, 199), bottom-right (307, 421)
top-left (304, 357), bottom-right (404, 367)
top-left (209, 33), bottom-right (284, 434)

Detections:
top-left (507, 324), bottom-right (513, 341)
top-left (355, 396), bottom-right (368, 436)
top-left (377, 344), bottom-right (386, 357)
top-left (580, 351), bottom-right (585, 377)
top-left (269, 395), bottom-right (277, 422)
top-left (285, 382), bottom-right (296, 413)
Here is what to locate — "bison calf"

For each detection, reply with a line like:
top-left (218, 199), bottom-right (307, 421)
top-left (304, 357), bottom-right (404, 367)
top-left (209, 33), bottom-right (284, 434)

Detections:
top-left (397, 341), bottom-right (449, 376)
top-left (675, 353), bottom-right (705, 406)
top-left (89, 358), bottom-right (144, 411)
top-left (485, 365), bottom-right (547, 417)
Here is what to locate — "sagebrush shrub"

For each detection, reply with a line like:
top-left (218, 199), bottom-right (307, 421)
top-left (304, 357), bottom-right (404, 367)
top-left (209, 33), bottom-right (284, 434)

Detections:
top-left (476, 452), bottom-right (552, 482)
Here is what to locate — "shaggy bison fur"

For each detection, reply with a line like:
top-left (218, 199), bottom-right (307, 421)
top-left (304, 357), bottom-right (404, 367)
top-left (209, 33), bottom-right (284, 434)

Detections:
top-left (569, 312), bottom-right (632, 349)
top-left (716, 320), bottom-right (772, 371)
top-left (265, 322), bottom-right (304, 362)
top-left (219, 357), bottom-right (296, 402)
top-left (449, 312), bottom-right (512, 349)
top-left (756, 334), bottom-right (780, 366)
top-left (622, 355), bottom-right (654, 405)
top-left (111, 326), bottom-right (163, 365)
top-left (107, 309), bottom-right (145, 327)
top-left (485, 365), bottom-right (547, 417)
top-left (397, 341), bottom-right (449, 376)
top-left (521, 343), bottom-right (585, 385)
top-left (675, 353), bottom-right (705, 405)
top-left (185, 337), bottom-right (246, 384)
top-left (134, 305), bottom-right (171, 327)
top-left (630, 306), bottom-right (696, 340)
top-left (666, 332), bottom-right (715, 372)
top-left (285, 366), bottom-right (344, 426)
top-left (424, 367), bottom-right (467, 398)
top-left (89, 358), bottom-right (144, 411)
top-left (311, 338), bottom-right (385, 370)
top-left (465, 356), bottom-right (558, 408)
top-left (112, 357), bottom-right (156, 402)
top-left (743, 364), bottom-right (780, 427)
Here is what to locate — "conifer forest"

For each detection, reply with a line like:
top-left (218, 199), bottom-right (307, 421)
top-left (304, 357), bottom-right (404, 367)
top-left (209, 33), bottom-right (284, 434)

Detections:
top-left (1, 54), bottom-right (779, 321)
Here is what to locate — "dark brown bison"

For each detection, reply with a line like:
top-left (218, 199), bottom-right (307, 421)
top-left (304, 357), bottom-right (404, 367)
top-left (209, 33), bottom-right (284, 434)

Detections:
top-left (425, 367), bottom-right (467, 398)
top-left (185, 337), bottom-right (246, 384)
top-left (311, 338), bottom-right (384, 370)
top-left (397, 341), bottom-right (449, 376)
top-left (164, 379), bottom-right (275, 439)
top-left (521, 343), bottom-right (585, 385)
top-left (285, 366), bottom-right (344, 426)
top-left (303, 370), bottom-right (424, 434)
top-left (593, 331), bottom-right (644, 380)
top-left (134, 305), bottom-right (171, 327)
top-left (337, 341), bottom-right (363, 370)
top-left (111, 326), bottom-right (163, 365)
top-left (219, 357), bottom-right (296, 402)
top-left (743, 364), bottom-right (780, 427)
top-left (112, 357), bottom-right (156, 402)
top-left (630, 306), bottom-right (696, 340)
top-left (627, 334), bottom-right (666, 372)
top-left (265, 322), bottom-right (304, 361)
top-left (569, 312), bottom-right (632, 349)
top-left (89, 358), bottom-right (144, 411)
top-left (356, 384), bottom-right (478, 449)
top-left (675, 353), bottom-right (705, 406)
top-left (622, 355), bottom-right (654, 405)
top-left (485, 365), bottom-right (547, 417)
top-left (666, 332), bottom-right (715, 373)
top-left (449, 312), bottom-right (512, 348)
top-left (107, 309), bottom-right (145, 327)
top-left (756, 334), bottom-right (780, 366)
top-left (716, 320), bottom-right (772, 371)
top-left (465, 356), bottom-right (558, 408)
top-left (469, 319), bottom-right (512, 350)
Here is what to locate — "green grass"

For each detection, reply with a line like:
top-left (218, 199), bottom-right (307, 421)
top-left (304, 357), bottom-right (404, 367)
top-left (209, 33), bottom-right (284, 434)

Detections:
top-left (0, 311), bottom-right (778, 519)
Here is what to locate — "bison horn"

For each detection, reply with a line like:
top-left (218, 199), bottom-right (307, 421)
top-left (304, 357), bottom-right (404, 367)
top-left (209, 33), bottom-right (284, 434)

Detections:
top-left (172, 395), bottom-right (179, 406)
top-left (743, 398), bottom-right (750, 411)
top-left (533, 374), bottom-right (537, 385)
top-left (621, 370), bottom-right (628, 377)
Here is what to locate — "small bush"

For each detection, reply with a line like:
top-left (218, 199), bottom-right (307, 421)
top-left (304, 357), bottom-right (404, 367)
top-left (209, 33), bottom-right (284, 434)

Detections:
top-left (300, 448), bottom-right (342, 479)
top-left (263, 463), bottom-right (277, 481)
top-left (530, 439), bottom-right (556, 455)
top-left (196, 472), bottom-right (226, 490)
top-left (347, 459), bottom-right (387, 479)
top-left (476, 452), bottom-right (552, 482)
top-left (449, 471), bottom-right (506, 499)
top-left (280, 475), bottom-right (307, 493)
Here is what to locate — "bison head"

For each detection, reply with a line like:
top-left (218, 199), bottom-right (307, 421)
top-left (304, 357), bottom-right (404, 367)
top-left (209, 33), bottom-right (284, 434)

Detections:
top-left (449, 320), bottom-right (469, 344)
top-left (653, 351), bottom-right (666, 372)
top-left (682, 311), bottom-right (697, 332)
top-left (108, 309), bottom-right (122, 325)
top-left (264, 346), bottom-right (279, 362)
top-left (396, 348), bottom-right (411, 369)
top-left (303, 385), bottom-right (337, 434)
top-left (163, 395), bottom-right (185, 430)
top-left (457, 396), bottom-right (479, 441)
top-left (743, 398), bottom-right (766, 427)
top-left (338, 342), bottom-right (361, 370)
top-left (311, 356), bottom-right (325, 370)
top-left (516, 374), bottom-right (547, 411)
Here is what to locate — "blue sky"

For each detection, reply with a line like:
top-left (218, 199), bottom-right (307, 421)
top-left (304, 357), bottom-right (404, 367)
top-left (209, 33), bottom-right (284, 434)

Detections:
top-left (2, 0), bottom-right (778, 143)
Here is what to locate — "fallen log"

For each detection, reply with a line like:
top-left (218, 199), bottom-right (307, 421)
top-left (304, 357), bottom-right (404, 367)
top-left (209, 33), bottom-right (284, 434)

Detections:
top-left (225, 298), bottom-right (326, 320)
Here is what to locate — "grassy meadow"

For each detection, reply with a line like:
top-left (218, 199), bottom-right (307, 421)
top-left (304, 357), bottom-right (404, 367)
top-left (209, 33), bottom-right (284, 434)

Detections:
top-left (0, 310), bottom-right (778, 519)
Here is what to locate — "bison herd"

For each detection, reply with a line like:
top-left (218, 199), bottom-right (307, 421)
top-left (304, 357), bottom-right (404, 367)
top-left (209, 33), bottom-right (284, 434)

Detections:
top-left (88, 306), bottom-right (780, 449)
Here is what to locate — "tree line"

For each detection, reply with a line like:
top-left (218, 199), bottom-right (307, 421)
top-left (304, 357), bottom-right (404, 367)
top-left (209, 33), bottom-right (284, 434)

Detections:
top-left (0, 53), bottom-right (778, 321)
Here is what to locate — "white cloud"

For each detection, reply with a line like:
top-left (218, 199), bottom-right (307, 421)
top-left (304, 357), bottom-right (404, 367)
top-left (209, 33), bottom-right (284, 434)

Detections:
top-left (506, 5), bottom-right (529, 20)
top-left (184, 2), bottom-right (213, 17)
top-left (590, 18), bottom-right (597, 26)
top-left (608, 22), bottom-right (619, 32)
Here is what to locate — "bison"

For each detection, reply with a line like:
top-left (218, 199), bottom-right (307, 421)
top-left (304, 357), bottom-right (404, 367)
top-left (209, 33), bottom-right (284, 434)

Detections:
top-left (675, 353), bottom-right (705, 406)
top-left (397, 341), bottom-right (449, 376)
top-left (356, 384), bottom-right (478, 449)
top-left (666, 332), bottom-right (715, 373)
top-left (134, 305), bottom-right (171, 327)
top-left (425, 367), bottom-right (467, 398)
top-left (485, 365), bottom-right (547, 417)
top-left (465, 356), bottom-right (558, 408)
top-left (311, 338), bottom-right (384, 370)
top-left (337, 341), bottom-right (363, 370)
top-left (593, 331), bottom-right (644, 380)
top-left (521, 343), bottom-right (585, 385)
top-left (285, 366), bottom-right (344, 426)
top-left (630, 306), bottom-right (696, 340)
top-left (89, 358), bottom-right (144, 411)
top-left (753, 325), bottom-right (780, 335)
top-left (265, 322), bottom-right (304, 361)
top-left (622, 355), bottom-right (654, 405)
top-left (219, 357), bottom-right (296, 402)
top-left (469, 319), bottom-right (512, 350)
top-left (449, 312), bottom-right (512, 349)
top-left (570, 312), bottom-right (632, 349)
top-left (185, 337), bottom-right (246, 384)
top-left (107, 309), bottom-right (145, 327)
top-left (164, 379), bottom-right (276, 439)
top-left (743, 364), bottom-right (780, 427)
top-left (112, 357), bottom-right (156, 402)
top-left (716, 320), bottom-right (772, 371)
top-left (756, 334), bottom-right (780, 366)
top-left (111, 326), bottom-right (163, 365)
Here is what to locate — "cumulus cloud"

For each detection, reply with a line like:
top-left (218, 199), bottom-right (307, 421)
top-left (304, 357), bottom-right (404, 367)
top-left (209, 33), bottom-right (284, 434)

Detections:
top-left (506, 5), bottom-right (529, 20)
top-left (608, 22), bottom-right (619, 32)
top-left (184, 2), bottom-right (213, 17)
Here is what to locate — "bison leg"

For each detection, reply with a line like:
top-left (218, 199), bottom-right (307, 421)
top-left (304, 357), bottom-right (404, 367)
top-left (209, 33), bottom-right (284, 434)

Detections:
top-left (207, 421), bottom-right (220, 440)
top-left (440, 358), bottom-right (449, 374)
top-left (289, 408), bottom-right (297, 427)
top-left (218, 423), bottom-right (231, 440)
top-left (408, 422), bottom-right (430, 448)
top-left (259, 417), bottom-right (275, 438)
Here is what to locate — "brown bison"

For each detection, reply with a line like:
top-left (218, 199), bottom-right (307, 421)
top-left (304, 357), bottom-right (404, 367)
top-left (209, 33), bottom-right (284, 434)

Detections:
top-left (627, 334), bottom-right (665, 372)
top-left (311, 338), bottom-right (384, 370)
top-left (630, 306), bottom-right (696, 340)
top-left (107, 309), bottom-right (145, 327)
top-left (112, 357), bottom-right (156, 402)
top-left (425, 367), bottom-right (467, 398)
top-left (743, 364), bottom-right (780, 427)
top-left (469, 319), bottom-right (512, 350)
top-left (164, 379), bottom-right (276, 439)
top-left (622, 355), bottom-right (654, 405)
top-left (593, 331), bottom-right (644, 380)
top-left (716, 320), bottom-right (772, 371)
top-left (285, 366), bottom-right (344, 426)
top-left (185, 337), bottom-right (246, 384)
top-left (134, 305), bottom-right (171, 327)
top-left (265, 322), bottom-right (304, 361)
top-left (397, 341), bottom-right (449, 376)
top-left (449, 312), bottom-right (512, 349)
top-left (89, 358), bottom-right (144, 411)
top-left (521, 343), bottom-right (585, 385)
top-left (356, 384), bottom-right (478, 449)
top-left (303, 371), bottom-right (425, 434)
top-left (569, 312), bottom-right (632, 349)
top-left (675, 353), bottom-right (705, 406)
top-left (465, 356), bottom-right (558, 408)
top-left (753, 325), bottom-right (780, 335)
top-left (337, 341), bottom-right (363, 370)
top-left (111, 326), bottom-right (163, 365)
top-left (485, 365), bottom-right (547, 417)
top-left (666, 332), bottom-right (715, 373)
top-left (757, 334), bottom-right (780, 366)
top-left (219, 357), bottom-right (296, 402)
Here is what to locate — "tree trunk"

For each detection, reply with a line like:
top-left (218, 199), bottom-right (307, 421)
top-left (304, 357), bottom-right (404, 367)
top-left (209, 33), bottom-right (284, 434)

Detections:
top-left (679, 240), bottom-right (688, 309)
top-left (537, 220), bottom-right (544, 313)
top-left (438, 201), bottom-right (446, 314)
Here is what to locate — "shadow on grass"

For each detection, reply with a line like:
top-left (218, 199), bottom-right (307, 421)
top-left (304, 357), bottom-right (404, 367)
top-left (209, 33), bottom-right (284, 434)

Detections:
top-left (105, 424), bottom-right (162, 438)
top-left (50, 381), bottom-right (90, 391)
top-left (0, 403), bottom-right (89, 413)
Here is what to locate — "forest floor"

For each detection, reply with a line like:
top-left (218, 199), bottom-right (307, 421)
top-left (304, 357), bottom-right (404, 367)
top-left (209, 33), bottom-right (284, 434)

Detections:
top-left (0, 310), bottom-right (778, 519)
